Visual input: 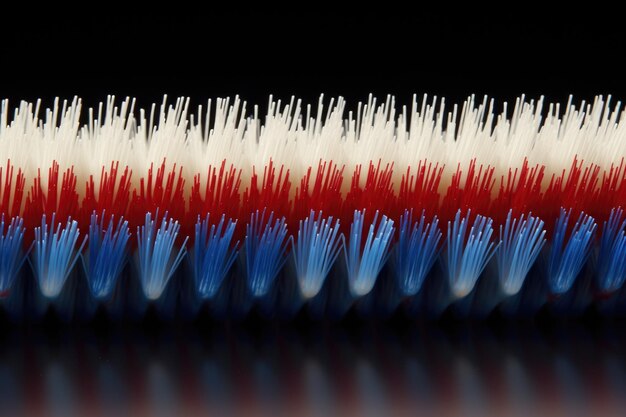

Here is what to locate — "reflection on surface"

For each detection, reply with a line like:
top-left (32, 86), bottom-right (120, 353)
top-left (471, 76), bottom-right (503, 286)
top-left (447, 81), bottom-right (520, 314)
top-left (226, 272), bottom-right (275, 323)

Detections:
top-left (1, 321), bottom-right (626, 416)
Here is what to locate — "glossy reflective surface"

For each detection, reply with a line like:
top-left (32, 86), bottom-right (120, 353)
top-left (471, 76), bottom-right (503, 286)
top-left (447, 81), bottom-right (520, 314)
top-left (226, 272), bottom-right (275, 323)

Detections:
top-left (1, 320), bottom-right (625, 416)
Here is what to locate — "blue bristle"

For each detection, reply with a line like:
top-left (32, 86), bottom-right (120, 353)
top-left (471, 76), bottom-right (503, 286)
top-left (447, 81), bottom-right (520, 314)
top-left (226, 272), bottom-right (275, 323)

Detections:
top-left (8, 204), bottom-right (626, 320)
top-left (344, 210), bottom-right (395, 297)
top-left (496, 211), bottom-right (546, 296)
top-left (32, 214), bottom-right (88, 298)
top-left (548, 209), bottom-right (596, 295)
top-left (83, 211), bottom-right (130, 300)
top-left (0, 215), bottom-right (28, 294)
top-left (445, 210), bottom-right (499, 298)
top-left (292, 210), bottom-right (343, 299)
top-left (193, 214), bottom-right (239, 299)
top-left (596, 207), bottom-right (626, 293)
top-left (245, 209), bottom-right (290, 297)
top-left (136, 210), bottom-right (189, 301)
top-left (394, 209), bottom-right (441, 296)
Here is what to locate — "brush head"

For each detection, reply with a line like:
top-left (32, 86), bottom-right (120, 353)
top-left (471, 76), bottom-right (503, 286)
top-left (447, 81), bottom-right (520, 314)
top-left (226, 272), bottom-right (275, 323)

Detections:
top-left (0, 94), bottom-right (625, 321)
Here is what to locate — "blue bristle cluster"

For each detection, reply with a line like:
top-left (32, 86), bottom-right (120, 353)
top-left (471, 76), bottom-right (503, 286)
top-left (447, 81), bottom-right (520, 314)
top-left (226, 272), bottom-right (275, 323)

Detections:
top-left (548, 209), bottom-right (597, 295)
top-left (344, 210), bottom-right (394, 297)
top-left (136, 211), bottom-right (189, 301)
top-left (245, 209), bottom-right (290, 297)
top-left (497, 211), bottom-right (546, 296)
top-left (445, 210), bottom-right (499, 298)
top-left (596, 208), bottom-right (626, 294)
top-left (193, 214), bottom-right (239, 299)
top-left (293, 211), bottom-right (342, 299)
top-left (394, 209), bottom-right (441, 296)
top-left (84, 212), bottom-right (130, 299)
top-left (31, 214), bottom-right (87, 298)
top-left (0, 215), bottom-right (27, 294)
top-left (4, 205), bottom-right (626, 320)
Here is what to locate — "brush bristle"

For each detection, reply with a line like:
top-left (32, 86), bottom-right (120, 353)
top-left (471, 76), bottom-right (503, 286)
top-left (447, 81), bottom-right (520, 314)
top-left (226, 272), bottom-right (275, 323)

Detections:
top-left (1, 94), bottom-right (626, 321)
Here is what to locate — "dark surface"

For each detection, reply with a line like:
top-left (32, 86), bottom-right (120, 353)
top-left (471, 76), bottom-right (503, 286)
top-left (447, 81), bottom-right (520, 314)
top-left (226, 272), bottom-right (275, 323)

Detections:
top-left (1, 320), bottom-right (626, 416)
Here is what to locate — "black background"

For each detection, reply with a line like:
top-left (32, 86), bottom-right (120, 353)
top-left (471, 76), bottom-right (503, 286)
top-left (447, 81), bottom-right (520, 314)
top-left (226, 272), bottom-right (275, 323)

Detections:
top-left (2, 12), bottom-right (626, 416)
top-left (1, 9), bottom-right (625, 116)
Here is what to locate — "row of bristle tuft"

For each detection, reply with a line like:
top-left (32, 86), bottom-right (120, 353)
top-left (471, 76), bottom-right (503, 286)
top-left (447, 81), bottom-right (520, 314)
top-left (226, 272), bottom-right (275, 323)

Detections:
top-left (2, 94), bottom-right (626, 320)
top-left (0, 205), bottom-right (626, 321)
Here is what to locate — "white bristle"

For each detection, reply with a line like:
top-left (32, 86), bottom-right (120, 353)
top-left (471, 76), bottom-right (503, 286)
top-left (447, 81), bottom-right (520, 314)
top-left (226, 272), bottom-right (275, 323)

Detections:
top-left (1, 94), bottom-right (626, 197)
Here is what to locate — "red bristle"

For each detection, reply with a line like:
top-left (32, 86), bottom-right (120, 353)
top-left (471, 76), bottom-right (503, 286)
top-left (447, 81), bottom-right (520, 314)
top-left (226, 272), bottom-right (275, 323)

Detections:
top-left (591, 159), bottom-right (626, 222)
top-left (4, 157), bottom-right (626, 245)
top-left (542, 158), bottom-right (582, 220)
top-left (129, 160), bottom-right (186, 228)
top-left (81, 161), bottom-right (133, 226)
top-left (0, 160), bottom-right (25, 218)
top-left (342, 160), bottom-right (396, 230)
top-left (490, 159), bottom-right (544, 225)
top-left (293, 160), bottom-right (344, 222)
top-left (563, 162), bottom-right (600, 215)
top-left (397, 161), bottom-right (443, 220)
top-left (59, 167), bottom-right (79, 221)
top-left (23, 161), bottom-right (80, 231)
top-left (541, 170), bottom-right (567, 225)
top-left (189, 160), bottom-right (242, 218)
top-left (440, 160), bottom-right (495, 226)
top-left (536, 157), bottom-right (605, 238)
top-left (539, 158), bottom-right (596, 227)
top-left (188, 160), bottom-right (242, 239)
top-left (241, 159), bottom-right (292, 222)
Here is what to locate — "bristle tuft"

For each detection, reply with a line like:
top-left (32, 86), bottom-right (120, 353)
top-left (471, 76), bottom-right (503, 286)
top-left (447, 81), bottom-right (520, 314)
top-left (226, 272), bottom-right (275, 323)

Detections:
top-left (193, 214), bottom-right (239, 299)
top-left (0, 215), bottom-right (27, 295)
top-left (596, 207), bottom-right (626, 294)
top-left (445, 210), bottom-right (499, 298)
top-left (548, 209), bottom-right (596, 295)
top-left (245, 209), bottom-right (290, 297)
top-left (136, 210), bottom-right (188, 300)
top-left (497, 211), bottom-right (546, 295)
top-left (344, 210), bottom-right (394, 297)
top-left (394, 209), bottom-right (442, 296)
top-left (293, 211), bottom-right (343, 299)
top-left (32, 214), bottom-right (87, 298)
top-left (85, 211), bottom-right (130, 299)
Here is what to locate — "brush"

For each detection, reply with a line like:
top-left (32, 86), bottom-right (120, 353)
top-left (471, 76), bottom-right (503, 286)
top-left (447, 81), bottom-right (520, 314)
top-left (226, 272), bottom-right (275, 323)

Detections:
top-left (1, 94), bottom-right (626, 322)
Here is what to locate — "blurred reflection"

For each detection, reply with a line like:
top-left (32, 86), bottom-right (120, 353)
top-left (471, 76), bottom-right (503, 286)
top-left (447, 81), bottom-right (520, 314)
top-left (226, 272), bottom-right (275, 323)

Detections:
top-left (1, 321), bottom-right (626, 416)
